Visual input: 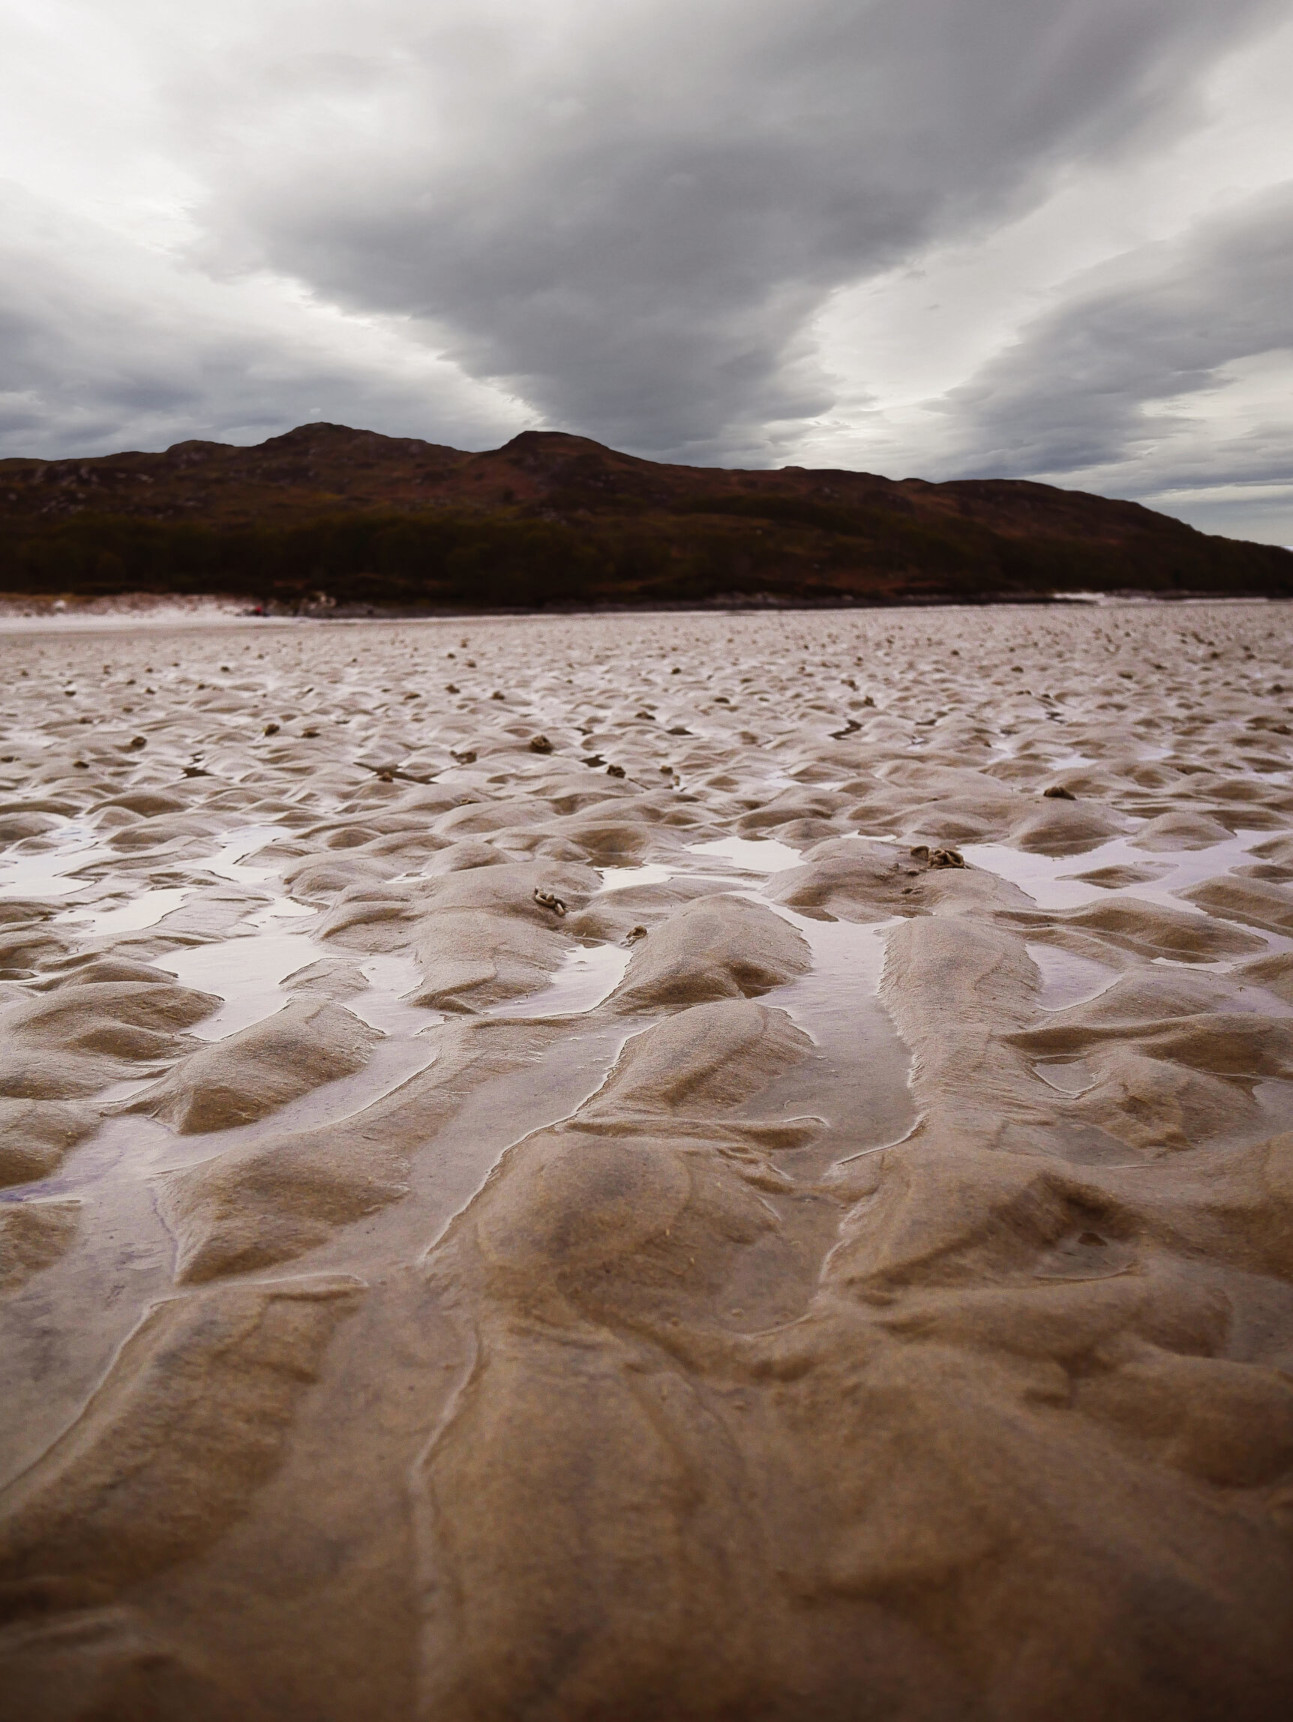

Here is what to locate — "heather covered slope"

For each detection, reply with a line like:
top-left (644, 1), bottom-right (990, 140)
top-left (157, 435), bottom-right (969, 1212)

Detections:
top-left (2, 423), bottom-right (1289, 606)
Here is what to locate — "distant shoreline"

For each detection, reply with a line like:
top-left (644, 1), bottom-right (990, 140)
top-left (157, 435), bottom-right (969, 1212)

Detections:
top-left (0, 587), bottom-right (1286, 634)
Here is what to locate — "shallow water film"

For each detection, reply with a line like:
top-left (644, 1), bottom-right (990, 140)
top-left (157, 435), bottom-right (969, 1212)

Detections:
top-left (3, 601), bottom-right (1293, 1721)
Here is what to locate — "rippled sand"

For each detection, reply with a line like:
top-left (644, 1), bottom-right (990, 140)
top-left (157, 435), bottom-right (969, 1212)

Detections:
top-left (2, 601), bottom-right (1293, 1721)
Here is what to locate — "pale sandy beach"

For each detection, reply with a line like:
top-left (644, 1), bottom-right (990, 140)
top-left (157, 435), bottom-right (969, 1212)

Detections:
top-left (1, 601), bottom-right (1293, 1720)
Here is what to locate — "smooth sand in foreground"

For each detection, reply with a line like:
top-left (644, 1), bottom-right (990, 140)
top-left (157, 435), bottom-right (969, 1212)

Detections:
top-left (2, 602), bottom-right (1293, 1720)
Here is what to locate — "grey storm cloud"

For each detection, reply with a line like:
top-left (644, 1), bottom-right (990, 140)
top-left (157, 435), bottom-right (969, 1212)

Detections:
top-left (182, 0), bottom-right (1280, 459)
top-left (0, 186), bottom-right (527, 458)
top-left (2, 0), bottom-right (1290, 538)
top-left (940, 181), bottom-right (1293, 487)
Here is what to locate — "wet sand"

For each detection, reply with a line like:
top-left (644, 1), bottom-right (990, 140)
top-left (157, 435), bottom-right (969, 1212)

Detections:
top-left (1, 601), bottom-right (1292, 1720)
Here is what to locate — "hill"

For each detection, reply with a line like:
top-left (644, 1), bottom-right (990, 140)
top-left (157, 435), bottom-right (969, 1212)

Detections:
top-left (1, 422), bottom-right (1288, 608)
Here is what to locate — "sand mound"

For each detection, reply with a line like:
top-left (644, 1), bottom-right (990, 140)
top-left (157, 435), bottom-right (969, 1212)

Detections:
top-left (0, 1102), bottom-right (98, 1187)
top-left (0, 1275), bottom-right (363, 1590)
top-left (608, 892), bottom-right (812, 1010)
top-left (156, 1017), bottom-right (568, 1282)
top-left (126, 999), bottom-right (380, 1134)
top-left (0, 1199), bottom-right (80, 1292)
top-left (0, 981), bottom-right (220, 1100)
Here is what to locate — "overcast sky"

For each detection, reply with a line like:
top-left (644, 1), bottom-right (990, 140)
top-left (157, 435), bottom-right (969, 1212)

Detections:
top-left (2, 1), bottom-right (1291, 541)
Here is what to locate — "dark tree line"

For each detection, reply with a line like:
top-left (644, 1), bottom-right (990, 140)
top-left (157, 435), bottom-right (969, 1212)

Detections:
top-left (1, 503), bottom-right (1288, 608)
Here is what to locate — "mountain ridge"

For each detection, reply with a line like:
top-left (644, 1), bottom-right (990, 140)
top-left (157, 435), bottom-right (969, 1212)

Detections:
top-left (2, 422), bottom-right (1288, 608)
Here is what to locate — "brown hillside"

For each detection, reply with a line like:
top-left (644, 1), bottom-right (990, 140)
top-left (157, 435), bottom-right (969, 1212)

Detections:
top-left (1, 423), bottom-right (1288, 607)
